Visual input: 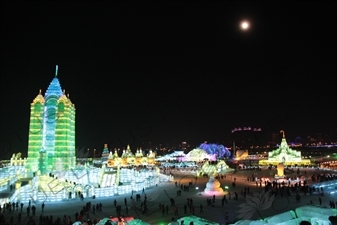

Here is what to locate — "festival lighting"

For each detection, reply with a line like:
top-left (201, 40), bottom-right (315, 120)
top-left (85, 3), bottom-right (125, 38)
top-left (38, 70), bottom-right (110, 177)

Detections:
top-left (259, 133), bottom-right (311, 166)
top-left (1, 66), bottom-right (170, 206)
top-left (198, 143), bottom-right (231, 158)
top-left (26, 67), bottom-right (76, 174)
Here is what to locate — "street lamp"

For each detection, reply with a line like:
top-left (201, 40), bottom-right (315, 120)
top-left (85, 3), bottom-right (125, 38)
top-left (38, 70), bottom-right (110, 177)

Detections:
top-left (94, 149), bottom-right (96, 159)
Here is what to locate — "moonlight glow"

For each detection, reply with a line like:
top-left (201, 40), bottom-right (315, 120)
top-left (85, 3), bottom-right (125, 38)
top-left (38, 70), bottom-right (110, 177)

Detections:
top-left (241, 21), bottom-right (249, 30)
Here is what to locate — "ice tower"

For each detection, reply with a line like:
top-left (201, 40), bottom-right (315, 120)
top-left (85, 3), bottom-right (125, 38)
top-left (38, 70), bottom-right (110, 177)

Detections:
top-left (259, 130), bottom-right (311, 166)
top-left (25, 65), bottom-right (76, 174)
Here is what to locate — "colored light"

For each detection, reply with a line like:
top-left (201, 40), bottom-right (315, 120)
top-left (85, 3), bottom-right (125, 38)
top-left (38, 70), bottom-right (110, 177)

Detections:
top-left (198, 143), bottom-right (231, 158)
top-left (26, 75), bottom-right (76, 174)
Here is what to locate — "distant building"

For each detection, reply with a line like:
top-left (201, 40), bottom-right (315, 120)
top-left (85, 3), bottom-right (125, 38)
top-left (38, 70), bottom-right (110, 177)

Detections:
top-left (271, 133), bottom-right (279, 145)
top-left (182, 142), bottom-right (187, 151)
top-left (231, 127), bottom-right (264, 149)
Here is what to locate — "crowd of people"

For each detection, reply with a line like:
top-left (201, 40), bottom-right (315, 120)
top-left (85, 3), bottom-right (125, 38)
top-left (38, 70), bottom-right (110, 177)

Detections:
top-left (0, 198), bottom-right (106, 225)
top-left (0, 167), bottom-right (337, 225)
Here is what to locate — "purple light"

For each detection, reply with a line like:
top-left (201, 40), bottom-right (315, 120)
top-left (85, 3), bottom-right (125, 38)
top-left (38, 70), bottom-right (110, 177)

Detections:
top-left (198, 143), bottom-right (230, 158)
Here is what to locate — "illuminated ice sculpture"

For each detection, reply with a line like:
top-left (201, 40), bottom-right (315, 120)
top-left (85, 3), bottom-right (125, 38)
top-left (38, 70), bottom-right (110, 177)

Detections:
top-left (1, 66), bottom-right (169, 205)
top-left (275, 162), bottom-right (285, 178)
top-left (197, 160), bottom-right (232, 177)
top-left (198, 142), bottom-right (231, 158)
top-left (259, 130), bottom-right (310, 166)
top-left (25, 65), bottom-right (76, 174)
top-left (185, 148), bottom-right (215, 161)
top-left (105, 144), bottom-right (156, 167)
top-left (203, 175), bottom-right (226, 196)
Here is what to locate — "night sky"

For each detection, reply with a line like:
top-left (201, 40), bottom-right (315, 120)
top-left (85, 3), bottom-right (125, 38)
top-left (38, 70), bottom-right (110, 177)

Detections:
top-left (1, 1), bottom-right (336, 158)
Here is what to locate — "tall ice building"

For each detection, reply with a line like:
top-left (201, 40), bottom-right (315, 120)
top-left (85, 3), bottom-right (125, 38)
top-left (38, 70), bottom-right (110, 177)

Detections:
top-left (25, 66), bottom-right (76, 174)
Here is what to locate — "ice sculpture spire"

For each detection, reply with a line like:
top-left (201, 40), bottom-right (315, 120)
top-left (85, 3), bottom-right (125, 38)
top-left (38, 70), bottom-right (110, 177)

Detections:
top-left (45, 65), bottom-right (63, 97)
top-left (280, 130), bottom-right (285, 138)
top-left (55, 65), bottom-right (58, 77)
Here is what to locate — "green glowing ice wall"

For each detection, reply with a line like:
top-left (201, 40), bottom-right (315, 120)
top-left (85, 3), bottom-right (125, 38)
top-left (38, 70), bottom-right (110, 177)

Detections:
top-left (26, 92), bottom-right (44, 172)
top-left (26, 73), bottom-right (76, 174)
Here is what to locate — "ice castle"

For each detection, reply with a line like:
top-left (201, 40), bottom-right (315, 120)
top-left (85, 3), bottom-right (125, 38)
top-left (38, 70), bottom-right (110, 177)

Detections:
top-left (259, 130), bottom-right (311, 166)
top-left (0, 66), bottom-right (169, 206)
top-left (25, 65), bottom-right (76, 174)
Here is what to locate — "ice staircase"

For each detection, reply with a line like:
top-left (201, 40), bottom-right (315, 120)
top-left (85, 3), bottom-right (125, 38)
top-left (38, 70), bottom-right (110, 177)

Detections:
top-left (9, 183), bottom-right (34, 204)
top-left (36, 175), bottom-right (71, 202)
top-left (101, 172), bottom-right (116, 187)
top-left (0, 166), bottom-right (25, 192)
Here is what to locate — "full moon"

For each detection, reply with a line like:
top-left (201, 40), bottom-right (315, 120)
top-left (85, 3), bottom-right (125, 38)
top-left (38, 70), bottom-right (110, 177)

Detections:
top-left (241, 21), bottom-right (249, 30)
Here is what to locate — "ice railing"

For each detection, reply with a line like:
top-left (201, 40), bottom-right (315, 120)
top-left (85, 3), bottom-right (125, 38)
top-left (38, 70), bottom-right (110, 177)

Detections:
top-left (0, 166), bottom-right (25, 191)
top-left (231, 205), bottom-right (336, 225)
top-left (311, 179), bottom-right (337, 194)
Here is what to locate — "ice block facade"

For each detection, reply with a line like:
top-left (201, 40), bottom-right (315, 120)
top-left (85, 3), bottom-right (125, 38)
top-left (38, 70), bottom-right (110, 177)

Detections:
top-left (26, 68), bottom-right (75, 174)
